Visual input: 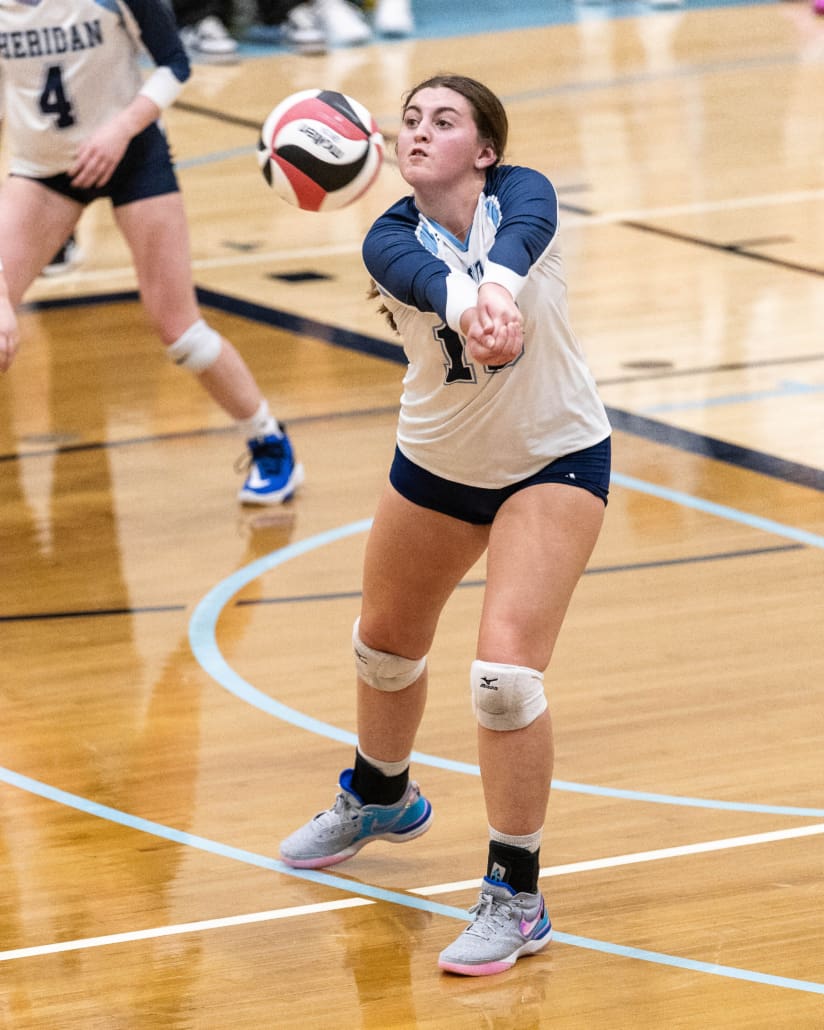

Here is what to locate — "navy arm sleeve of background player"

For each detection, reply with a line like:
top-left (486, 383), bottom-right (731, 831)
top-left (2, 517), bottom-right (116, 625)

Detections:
top-left (119, 0), bottom-right (190, 83)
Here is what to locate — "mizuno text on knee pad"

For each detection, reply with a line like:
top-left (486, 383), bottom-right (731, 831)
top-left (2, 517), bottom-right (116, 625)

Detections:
top-left (471, 660), bottom-right (547, 731)
top-left (352, 618), bottom-right (426, 692)
top-left (166, 319), bottom-right (222, 373)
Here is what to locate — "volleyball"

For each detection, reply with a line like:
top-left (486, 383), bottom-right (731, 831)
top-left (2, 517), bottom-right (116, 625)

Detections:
top-left (257, 89), bottom-right (384, 212)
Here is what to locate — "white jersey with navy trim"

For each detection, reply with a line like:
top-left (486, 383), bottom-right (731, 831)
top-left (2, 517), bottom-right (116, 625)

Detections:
top-left (362, 164), bottom-right (611, 489)
top-left (0, 0), bottom-right (189, 177)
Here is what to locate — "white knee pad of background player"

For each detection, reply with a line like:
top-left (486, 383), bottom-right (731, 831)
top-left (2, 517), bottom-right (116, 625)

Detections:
top-left (352, 617), bottom-right (426, 692)
top-left (471, 659), bottom-right (547, 731)
top-left (166, 319), bottom-right (222, 373)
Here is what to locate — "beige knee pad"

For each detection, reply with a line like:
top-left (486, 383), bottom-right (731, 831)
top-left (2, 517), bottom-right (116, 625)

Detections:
top-left (471, 659), bottom-right (547, 730)
top-left (352, 618), bottom-right (426, 692)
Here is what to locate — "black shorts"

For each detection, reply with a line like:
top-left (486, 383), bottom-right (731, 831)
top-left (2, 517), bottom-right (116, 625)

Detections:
top-left (389, 436), bottom-right (611, 525)
top-left (17, 123), bottom-right (179, 208)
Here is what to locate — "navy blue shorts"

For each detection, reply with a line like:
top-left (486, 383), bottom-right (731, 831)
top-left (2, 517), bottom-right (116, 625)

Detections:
top-left (390, 436), bottom-right (611, 525)
top-left (17, 123), bottom-right (178, 208)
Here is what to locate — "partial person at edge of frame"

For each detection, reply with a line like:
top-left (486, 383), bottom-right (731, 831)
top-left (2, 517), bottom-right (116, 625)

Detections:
top-left (0, 0), bottom-right (302, 506)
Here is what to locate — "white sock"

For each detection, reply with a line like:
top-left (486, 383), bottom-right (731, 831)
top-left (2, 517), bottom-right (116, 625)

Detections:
top-left (357, 747), bottom-right (411, 778)
top-left (239, 399), bottom-right (279, 440)
top-left (488, 825), bottom-right (543, 853)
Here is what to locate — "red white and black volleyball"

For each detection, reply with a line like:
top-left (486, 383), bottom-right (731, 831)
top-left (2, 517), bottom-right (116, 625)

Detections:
top-left (257, 89), bottom-right (384, 212)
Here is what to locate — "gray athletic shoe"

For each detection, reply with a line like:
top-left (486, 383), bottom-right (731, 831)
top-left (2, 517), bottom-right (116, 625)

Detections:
top-left (438, 877), bottom-right (552, 976)
top-left (279, 768), bottom-right (433, 869)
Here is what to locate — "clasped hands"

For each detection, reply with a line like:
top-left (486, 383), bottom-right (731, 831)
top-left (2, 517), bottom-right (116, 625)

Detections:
top-left (460, 282), bottom-right (523, 366)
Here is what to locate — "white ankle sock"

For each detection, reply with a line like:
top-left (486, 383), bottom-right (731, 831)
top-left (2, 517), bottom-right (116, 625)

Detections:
top-left (357, 747), bottom-right (411, 778)
top-left (488, 825), bottom-right (543, 853)
top-left (239, 399), bottom-right (279, 439)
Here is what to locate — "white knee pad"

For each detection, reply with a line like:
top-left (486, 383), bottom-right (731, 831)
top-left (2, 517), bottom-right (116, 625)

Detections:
top-left (471, 660), bottom-right (547, 731)
top-left (166, 319), bottom-right (222, 373)
top-left (352, 618), bottom-right (426, 692)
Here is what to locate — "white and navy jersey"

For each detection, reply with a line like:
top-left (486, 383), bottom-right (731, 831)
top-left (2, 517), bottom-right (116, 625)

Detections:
top-left (362, 164), bottom-right (611, 489)
top-left (0, 0), bottom-right (189, 176)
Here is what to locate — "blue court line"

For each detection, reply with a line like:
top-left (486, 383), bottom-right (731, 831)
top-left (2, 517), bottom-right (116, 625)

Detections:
top-left (642, 380), bottom-right (824, 414)
top-left (176, 147), bottom-right (254, 171)
top-left (188, 490), bottom-right (824, 816)
top-left (611, 473), bottom-right (824, 550)
top-left (189, 518), bottom-right (373, 750)
top-left (2, 764), bottom-right (822, 994)
top-left (551, 931), bottom-right (824, 995)
top-left (606, 409), bottom-right (824, 492)
top-left (0, 765), bottom-right (463, 923)
top-left (190, 545), bottom-right (824, 814)
top-left (235, 543), bottom-right (802, 607)
top-left (553, 780), bottom-right (824, 818)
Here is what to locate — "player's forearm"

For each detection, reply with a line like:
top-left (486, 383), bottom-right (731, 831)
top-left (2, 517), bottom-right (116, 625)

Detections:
top-left (116, 93), bottom-right (162, 141)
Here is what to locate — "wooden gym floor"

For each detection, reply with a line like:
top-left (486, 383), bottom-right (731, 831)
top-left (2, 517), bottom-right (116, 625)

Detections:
top-left (1, 1), bottom-right (822, 1026)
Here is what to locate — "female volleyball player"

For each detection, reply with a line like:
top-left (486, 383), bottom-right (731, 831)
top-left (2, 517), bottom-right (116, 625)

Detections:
top-left (0, 0), bottom-right (301, 504)
top-left (280, 74), bottom-right (611, 975)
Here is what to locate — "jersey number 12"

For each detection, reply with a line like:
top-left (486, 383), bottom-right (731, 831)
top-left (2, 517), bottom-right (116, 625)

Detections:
top-left (437, 323), bottom-right (521, 384)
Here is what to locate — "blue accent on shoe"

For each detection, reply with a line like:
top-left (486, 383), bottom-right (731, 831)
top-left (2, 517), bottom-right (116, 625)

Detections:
top-left (339, 768), bottom-right (433, 841)
top-left (392, 799), bottom-right (434, 836)
top-left (537, 906), bottom-right (552, 941)
top-left (279, 767), bottom-right (433, 868)
top-left (339, 767), bottom-right (364, 803)
top-left (346, 769), bottom-right (432, 843)
top-left (482, 875), bottom-right (516, 895)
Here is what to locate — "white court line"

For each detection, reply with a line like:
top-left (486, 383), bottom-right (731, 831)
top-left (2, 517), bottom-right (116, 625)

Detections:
top-left (416, 820), bottom-right (824, 896)
top-left (563, 187), bottom-right (824, 227)
top-left (2, 821), bottom-right (821, 964)
top-left (30, 187), bottom-right (824, 291)
top-left (0, 897), bottom-right (371, 963)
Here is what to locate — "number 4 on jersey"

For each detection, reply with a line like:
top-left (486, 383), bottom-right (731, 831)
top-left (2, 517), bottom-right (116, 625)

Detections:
top-left (39, 65), bottom-right (75, 129)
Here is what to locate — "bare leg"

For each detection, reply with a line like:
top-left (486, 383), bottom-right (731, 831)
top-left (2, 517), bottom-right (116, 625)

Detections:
top-left (477, 711), bottom-right (555, 837)
top-left (0, 178), bottom-right (82, 307)
top-left (356, 483), bottom-right (489, 761)
top-left (115, 193), bottom-right (264, 421)
top-left (477, 483), bottom-right (605, 835)
top-left (194, 343), bottom-right (265, 422)
top-left (356, 672), bottom-right (428, 763)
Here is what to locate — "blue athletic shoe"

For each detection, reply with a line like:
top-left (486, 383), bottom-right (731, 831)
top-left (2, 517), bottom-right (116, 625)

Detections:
top-left (279, 768), bottom-right (433, 869)
top-left (237, 426), bottom-right (304, 505)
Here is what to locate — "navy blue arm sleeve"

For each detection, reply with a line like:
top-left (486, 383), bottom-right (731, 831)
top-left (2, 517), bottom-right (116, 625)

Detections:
top-left (484, 165), bottom-right (558, 276)
top-left (120, 0), bottom-right (190, 83)
top-left (363, 206), bottom-right (452, 321)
